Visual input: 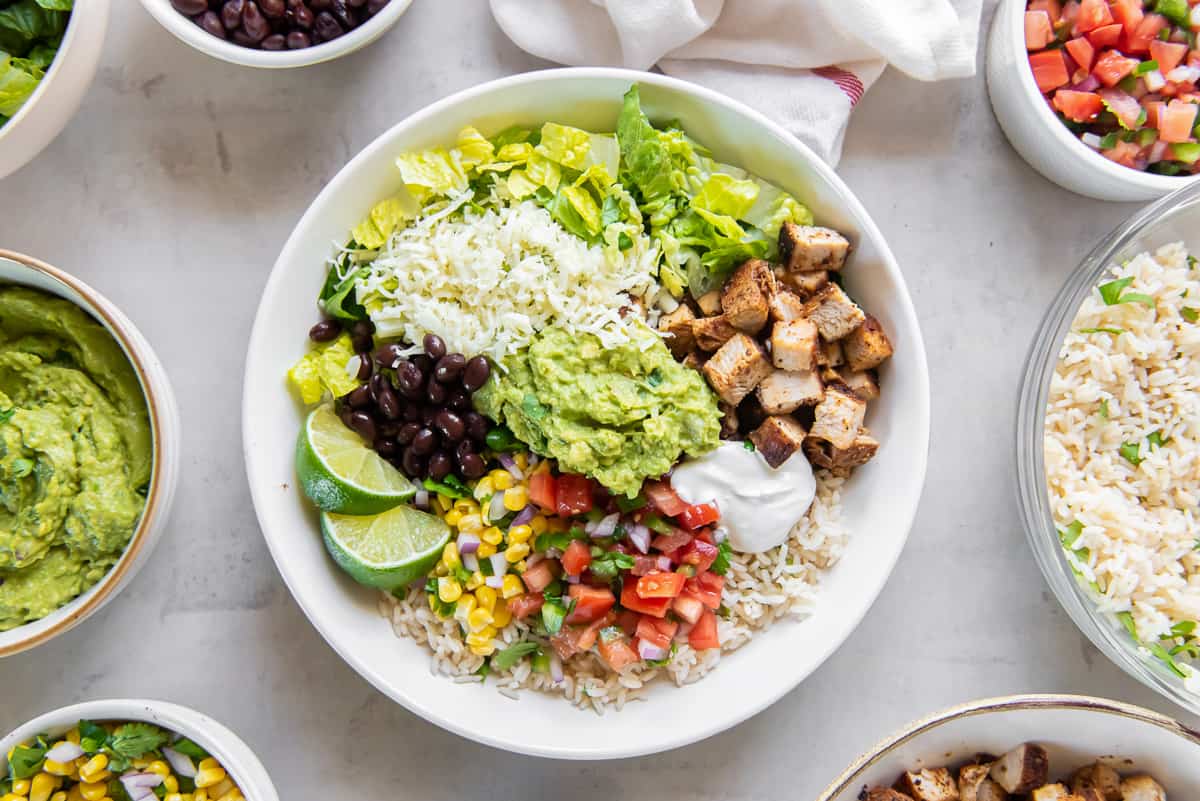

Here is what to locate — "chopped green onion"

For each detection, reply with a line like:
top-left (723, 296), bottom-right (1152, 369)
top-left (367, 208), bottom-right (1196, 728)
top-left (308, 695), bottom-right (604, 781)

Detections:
top-left (1117, 611), bottom-right (1140, 640)
top-left (1058, 520), bottom-right (1084, 549)
top-left (1147, 430), bottom-right (1170, 449)
top-left (1098, 276), bottom-right (1134, 304)
top-left (1078, 327), bottom-right (1125, 335)
top-left (1120, 441), bottom-right (1144, 466)
top-left (1149, 642), bottom-right (1190, 678)
top-left (1098, 398), bottom-right (1110, 419)
top-left (1183, 307), bottom-right (1199, 323)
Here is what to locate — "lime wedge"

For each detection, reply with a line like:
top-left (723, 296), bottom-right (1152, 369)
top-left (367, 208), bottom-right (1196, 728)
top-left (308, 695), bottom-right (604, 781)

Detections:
top-left (321, 505), bottom-right (450, 590)
top-left (296, 404), bottom-right (414, 515)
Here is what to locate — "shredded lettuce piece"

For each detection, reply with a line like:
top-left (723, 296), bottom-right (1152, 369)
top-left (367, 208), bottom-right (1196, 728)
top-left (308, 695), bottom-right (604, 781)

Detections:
top-left (288, 333), bottom-right (360, 404)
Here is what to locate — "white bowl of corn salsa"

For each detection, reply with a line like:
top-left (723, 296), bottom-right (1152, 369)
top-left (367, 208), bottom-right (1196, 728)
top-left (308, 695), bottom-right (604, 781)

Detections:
top-left (0, 700), bottom-right (278, 801)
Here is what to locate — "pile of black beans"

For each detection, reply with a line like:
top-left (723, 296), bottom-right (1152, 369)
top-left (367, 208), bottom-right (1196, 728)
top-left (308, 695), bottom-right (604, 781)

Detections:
top-left (309, 319), bottom-right (493, 482)
top-left (170, 0), bottom-right (392, 51)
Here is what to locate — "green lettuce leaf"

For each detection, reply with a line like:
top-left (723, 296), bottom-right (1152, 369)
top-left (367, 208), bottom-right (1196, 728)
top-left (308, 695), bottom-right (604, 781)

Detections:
top-left (743, 181), bottom-right (813, 241)
top-left (0, 54), bottom-right (42, 117)
top-left (287, 333), bottom-right (360, 404)
top-left (455, 126), bottom-right (494, 169)
top-left (351, 195), bottom-right (414, 250)
top-left (0, 0), bottom-right (68, 56)
top-left (535, 122), bottom-right (592, 169)
top-left (617, 85), bottom-right (682, 202)
top-left (691, 172), bottom-right (760, 220)
top-left (394, 148), bottom-right (469, 201)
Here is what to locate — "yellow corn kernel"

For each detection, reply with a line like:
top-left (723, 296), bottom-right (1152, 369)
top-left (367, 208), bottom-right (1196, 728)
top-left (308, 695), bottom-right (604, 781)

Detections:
top-left (529, 515), bottom-right (548, 535)
top-left (205, 779), bottom-right (233, 800)
top-left (30, 774), bottom-right (56, 801)
top-left (457, 514), bottom-right (483, 534)
top-left (163, 776), bottom-right (179, 794)
top-left (64, 730), bottom-right (80, 746)
top-left (194, 792), bottom-right (209, 801)
top-left (480, 526), bottom-right (503, 546)
top-left (65, 788), bottom-right (82, 801)
top-left (442, 542), bottom-right (460, 569)
top-left (145, 761), bottom-right (170, 779)
top-left (514, 452), bottom-right (528, 470)
top-left (77, 755), bottom-right (108, 784)
top-left (132, 759), bottom-right (152, 770)
top-left (3, 794), bottom-right (24, 801)
top-left (164, 795), bottom-right (184, 801)
top-left (12, 779), bottom-right (31, 796)
top-left (500, 574), bottom-right (524, 598)
top-left (427, 591), bottom-right (439, 612)
top-left (546, 517), bottom-right (569, 533)
top-left (443, 509), bottom-right (463, 527)
top-left (489, 470), bottom-right (514, 491)
top-left (464, 570), bottom-right (484, 591)
top-left (434, 494), bottom-right (453, 514)
top-left (194, 760), bottom-right (226, 790)
top-left (507, 523), bottom-right (532, 544)
top-left (42, 761), bottom-right (71, 778)
top-left (50, 793), bottom-right (65, 801)
top-left (491, 603), bottom-right (512, 628)
top-left (77, 783), bottom-right (105, 801)
top-left (504, 542), bottom-right (530, 563)
top-left (503, 487), bottom-right (528, 511)
top-left (436, 577), bottom-right (462, 603)
top-left (466, 607), bottom-right (492, 632)
top-left (466, 627), bottom-right (496, 655)
top-left (477, 542), bottom-right (497, 558)
top-left (453, 595), bottom-right (476, 627)
top-left (469, 643), bottom-right (495, 656)
top-left (513, 559), bottom-right (527, 573)
top-left (453, 498), bottom-right (477, 513)
top-left (472, 477), bottom-right (494, 500)
top-left (474, 585), bottom-right (497, 614)
top-left (215, 790), bottom-right (243, 801)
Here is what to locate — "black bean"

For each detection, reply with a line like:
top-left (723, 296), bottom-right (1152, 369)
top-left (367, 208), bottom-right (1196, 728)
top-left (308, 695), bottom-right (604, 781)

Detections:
top-left (461, 356), bottom-right (491, 391)
top-left (401, 403), bottom-right (421, 422)
top-left (231, 28), bottom-right (259, 45)
top-left (401, 448), bottom-right (426, 478)
top-left (314, 10), bottom-right (344, 40)
top-left (446, 389), bottom-right (471, 412)
top-left (349, 411), bottom-right (377, 442)
top-left (286, 30), bottom-right (312, 48)
top-left (426, 380), bottom-right (447, 405)
top-left (412, 354), bottom-right (432, 376)
top-left (339, 406), bottom-right (355, 430)
top-left (378, 421), bottom-right (400, 438)
top-left (435, 410), bottom-right (465, 442)
top-left (420, 405), bottom-right (438, 426)
top-left (410, 428), bottom-right (437, 456)
top-left (308, 319), bottom-right (340, 342)
top-left (455, 439), bottom-right (475, 462)
top-left (173, 0), bottom-right (209, 13)
top-left (422, 333), bottom-right (446, 360)
top-left (309, 0), bottom-right (331, 8)
top-left (396, 422), bottom-right (421, 445)
top-left (221, 0), bottom-right (244, 29)
top-left (460, 453), bottom-right (486, 479)
top-left (350, 333), bottom-right (372, 354)
top-left (351, 319), bottom-right (375, 336)
top-left (368, 373), bottom-right (388, 402)
top-left (286, 0), bottom-right (314, 27)
top-left (428, 451), bottom-right (452, 481)
top-left (434, 353), bottom-right (466, 384)
top-left (259, 0), bottom-right (285, 16)
top-left (347, 385), bottom-right (372, 410)
top-left (377, 384), bottom-right (402, 421)
top-left (355, 355), bottom-right (372, 381)
top-left (197, 10), bottom-right (227, 37)
top-left (374, 342), bottom-right (405, 368)
top-left (374, 438), bottom-right (398, 458)
top-left (465, 412), bottom-right (489, 442)
top-left (261, 32), bottom-right (286, 49)
top-left (241, 1), bottom-right (270, 40)
top-left (330, 0), bottom-right (355, 27)
top-left (367, 0), bottom-right (390, 13)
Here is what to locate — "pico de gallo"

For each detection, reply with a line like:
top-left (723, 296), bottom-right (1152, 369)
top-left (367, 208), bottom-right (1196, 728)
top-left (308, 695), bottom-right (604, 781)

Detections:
top-left (421, 444), bottom-right (733, 678)
top-left (1025, 0), bottom-right (1200, 175)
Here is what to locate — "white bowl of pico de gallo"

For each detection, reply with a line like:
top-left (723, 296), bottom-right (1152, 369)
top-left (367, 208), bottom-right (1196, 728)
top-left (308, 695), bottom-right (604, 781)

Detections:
top-left (987, 0), bottom-right (1200, 201)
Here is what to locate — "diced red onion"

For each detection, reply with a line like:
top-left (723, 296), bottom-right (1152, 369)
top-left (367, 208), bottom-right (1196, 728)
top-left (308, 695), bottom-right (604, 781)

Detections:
top-left (485, 575), bottom-right (504, 589)
top-left (637, 640), bottom-right (668, 661)
top-left (712, 527), bottom-right (728, 545)
top-left (463, 552), bottom-right (479, 572)
top-left (1168, 66), bottom-right (1200, 84)
top-left (345, 354), bottom-right (363, 379)
top-left (591, 513), bottom-right (619, 539)
top-left (413, 489), bottom-right (430, 510)
top-left (1144, 70), bottom-right (1167, 93)
top-left (565, 573), bottom-right (580, 584)
top-left (525, 553), bottom-right (543, 568)
top-left (46, 742), bottom-right (84, 763)
top-left (489, 492), bottom-right (507, 521)
top-left (1070, 73), bottom-right (1100, 92)
top-left (627, 523), bottom-right (650, 554)
top-left (457, 532), bottom-right (481, 555)
top-left (121, 773), bottom-right (163, 800)
top-left (550, 652), bottom-right (564, 683)
top-left (497, 452), bottom-right (524, 481)
top-left (528, 454), bottom-right (540, 469)
top-left (161, 746), bottom-right (196, 779)
top-left (584, 520), bottom-right (597, 535)
top-left (674, 621), bottom-right (695, 641)
top-left (1081, 132), bottom-right (1103, 150)
top-left (511, 505), bottom-right (535, 527)
top-left (1149, 140), bottom-right (1171, 163)
top-left (655, 555), bottom-right (672, 572)
top-left (489, 553), bottom-right (507, 576)
top-left (1192, 4), bottom-right (1200, 28)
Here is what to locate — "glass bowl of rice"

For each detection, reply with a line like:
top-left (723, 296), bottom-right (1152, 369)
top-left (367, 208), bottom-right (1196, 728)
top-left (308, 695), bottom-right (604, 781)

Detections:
top-left (1018, 179), bottom-right (1200, 716)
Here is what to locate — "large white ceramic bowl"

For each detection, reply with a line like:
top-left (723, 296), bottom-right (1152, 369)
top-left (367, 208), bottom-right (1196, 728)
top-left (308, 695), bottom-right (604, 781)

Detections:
top-left (0, 251), bottom-right (180, 658)
top-left (243, 67), bottom-right (931, 759)
top-left (1, 699), bottom-right (279, 801)
top-left (817, 695), bottom-right (1200, 801)
top-left (138, 0), bottom-right (414, 69)
top-left (986, 0), bottom-right (1196, 202)
top-left (0, 0), bottom-right (110, 181)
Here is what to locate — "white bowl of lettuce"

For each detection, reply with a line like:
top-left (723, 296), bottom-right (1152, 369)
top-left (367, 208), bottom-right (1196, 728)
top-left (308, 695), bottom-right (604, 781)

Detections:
top-left (0, 0), bottom-right (109, 181)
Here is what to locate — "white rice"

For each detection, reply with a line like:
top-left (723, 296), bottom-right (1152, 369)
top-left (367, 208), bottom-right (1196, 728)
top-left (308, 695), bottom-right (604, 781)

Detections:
top-left (380, 472), bottom-right (847, 712)
top-left (1045, 242), bottom-right (1200, 654)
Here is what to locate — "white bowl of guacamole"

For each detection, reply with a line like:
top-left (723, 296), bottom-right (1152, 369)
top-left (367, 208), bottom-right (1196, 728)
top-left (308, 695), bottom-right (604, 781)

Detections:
top-left (0, 251), bottom-right (180, 658)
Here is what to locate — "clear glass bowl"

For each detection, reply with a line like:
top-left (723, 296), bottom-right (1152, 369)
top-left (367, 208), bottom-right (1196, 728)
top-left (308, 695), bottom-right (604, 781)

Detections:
top-left (1017, 180), bottom-right (1200, 716)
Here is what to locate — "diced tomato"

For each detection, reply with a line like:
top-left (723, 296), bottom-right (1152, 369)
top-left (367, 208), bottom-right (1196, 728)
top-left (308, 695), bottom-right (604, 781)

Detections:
top-left (677, 538), bottom-right (719, 572)
top-left (688, 610), bottom-right (720, 651)
top-left (650, 528), bottom-right (692, 554)
top-left (560, 540), bottom-right (592, 576)
top-left (1160, 99), bottom-right (1200, 143)
top-left (1028, 0), bottom-right (1061, 20)
top-left (1065, 37), bottom-right (1096, 72)
top-left (520, 559), bottom-right (557, 593)
top-left (565, 584), bottom-right (615, 624)
top-left (554, 474), bottom-right (593, 517)
top-left (1076, 0), bottom-right (1113, 33)
top-left (1053, 89), bottom-right (1105, 121)
top-left (636, 615), bottom-right (677, 650)
top-left (597, 633), bottom-right (639, 671)
top-left (629, 555), bottom-right (663, 576)
top-left (1103, 138), bottom-right (1142, 167)
top-left (507, 592), bottom-right (544, 620)
top-left (616, 609), bottom-right (640, 636)
top-left (672, 593), bottom-right (705, 624)
top-left (643, 481), bottom-right (687, 516)
top-left (528, 471), bottom-right (556, 511)
top-left (1110, 0), bottom-right (1144, 34)
top-left (1151, 40), bottom-right (1189, 75)
top-left (1026, 10), bottom-right (1055, 50)
top-left (1125, 13), bottom-right (1168, 54)
top-left (1145, 99), bottom-right (1167, 129)
top-left (1061, 0), bottom-right (1080, 27)
top-left (620, 581), bottom-right (671, 617)
top-left (676, 502), bottom-right (720, 531)
top-left (553, 611), bottom-right (615, 658)
top-left (1031, 49), bottom-right (1071, 93)
top-left (1086, 22), bottom-right (1123, 49)
top-left (1093, 49), bottom-right (1139, 86)
top-left (636, 571), bottom-right (686, 599)
top-left (685, 572), bottom-right (725, 610)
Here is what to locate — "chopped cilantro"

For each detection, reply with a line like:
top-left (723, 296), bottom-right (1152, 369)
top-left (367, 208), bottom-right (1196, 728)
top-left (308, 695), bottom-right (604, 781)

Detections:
top-left (78, 720), bottom-right (109, 754)
top-left (1120, 441), bottom-right (1144, 466)
top-left (589, 551), bottom-right (635, 579)
top-left (7, 744), bottom-right (45, 780)
top-left (168, 738), bottom-right (209, 762)
top-left (1183, 307), bottom-right (1199, 323)
top-left (491, 641), bottom-right (540, 670)
top-left (1098, 398), bottom-right (1109, 419)
top-left (1098, 276), bottom-right (1153, 307)
top-left (0, 408), bottom-right (13, 425)
top-left (107, 723), bottom-right (169, 759)
top-left (1147, 430), bottom-right (1170, 449)
top-left (1058, 520), bottom-right (1084, 550)
top-left (710, 540), bottom-right (733, 575)
top-left (615, 494), bottom-right (647, 513)
top-left (1148, 642), bottom-right (1189, 678)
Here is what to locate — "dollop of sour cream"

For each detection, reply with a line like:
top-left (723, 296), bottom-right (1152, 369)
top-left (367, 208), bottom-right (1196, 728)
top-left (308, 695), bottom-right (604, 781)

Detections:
top-left (670, 441), bottom-right (816, 554)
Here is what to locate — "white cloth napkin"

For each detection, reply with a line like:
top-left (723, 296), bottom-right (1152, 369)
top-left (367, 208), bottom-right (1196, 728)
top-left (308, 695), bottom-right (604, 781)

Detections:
top-left (490, 0), bottom-right (983, 164)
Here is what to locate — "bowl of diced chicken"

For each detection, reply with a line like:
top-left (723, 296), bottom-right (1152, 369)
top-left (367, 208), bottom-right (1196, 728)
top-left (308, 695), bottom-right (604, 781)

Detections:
top-left (817, 694), bottom-right (1200, 801)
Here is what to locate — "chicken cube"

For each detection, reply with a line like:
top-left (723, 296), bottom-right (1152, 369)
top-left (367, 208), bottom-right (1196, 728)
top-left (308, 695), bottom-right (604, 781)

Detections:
top-left (692, 315), bottom-right (739, 352)
top-left (758, 369), bottom-right (824, 414)
top-left (775, 265), bottom-right (830, 297)
top-left (696, 290), bottom-right (723, 316)
top-left (682, 351), bottom-right (706, 372)
top-left (838, 368), bottom-right (880, 401)
top-left (803, 427), bottom-right (879, 476)
top-left (1118, 775), bottom-right (1165, 801)
top-left (749, 415), bottom-right (808, 468)
top-left (990, 744), bottom-right (1049, 795)
top-left (959, 765), bottom-right (1002, 801)
top-left (808, 386), bottom-right (866, 450)
top-left (866, 790), bottom-right (915, 801)
top-left (1071, 792), bottom-right (1104, 801)
top-left (657, 304), bottom-right (697, 359)
top-left (843, 314), bottom-right (894, 371)
top-left (718, 402), bottom-right (739, 440)
top-left (771, 318), bottom-right (818, 371)
top-left (768, 287), bottom-right (808, 322)
top-left (976, 783), bottom-right (1009, 801)
top-left (899, 768), bottom-right (960, 801)
top-left (1071, 765), bottom-right (1121, 801)
top-left (702, 333), bottom-right (773, 406)
top-left (1032, 785), bottom-right (1070, 801)
top-left (779, 222), bottom-right (851, 272)
top-left (721, 259), bottom-right (774, 334)
top-left (800, 282), bottom-right (865, 341)
top-left (817, 338), bottom-right (845, 368)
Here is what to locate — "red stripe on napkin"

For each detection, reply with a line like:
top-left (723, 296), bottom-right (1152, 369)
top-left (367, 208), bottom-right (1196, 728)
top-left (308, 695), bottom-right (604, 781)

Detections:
top-left (813, 66), bottom-right (864, 105)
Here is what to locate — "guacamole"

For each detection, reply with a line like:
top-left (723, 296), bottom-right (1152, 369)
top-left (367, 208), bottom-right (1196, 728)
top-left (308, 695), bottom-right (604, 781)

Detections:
top-left (475, 324), bottom-right (721, 497)
top-left (0, 286), bottom-right (152, 631)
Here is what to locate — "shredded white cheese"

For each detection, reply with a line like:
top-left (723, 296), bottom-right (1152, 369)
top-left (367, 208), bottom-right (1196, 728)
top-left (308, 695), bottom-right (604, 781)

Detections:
top-left (353, 201), bottom-right (660, 363)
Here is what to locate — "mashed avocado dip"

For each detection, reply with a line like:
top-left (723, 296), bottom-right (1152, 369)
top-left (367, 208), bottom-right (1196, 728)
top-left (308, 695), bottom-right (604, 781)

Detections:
top-left (475, 324), bottom-right (721, 497)
top-left (0, 286), bottom-right (152, 631)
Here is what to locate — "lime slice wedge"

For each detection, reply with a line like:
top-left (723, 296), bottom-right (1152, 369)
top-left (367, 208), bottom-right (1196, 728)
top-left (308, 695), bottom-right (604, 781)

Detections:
top-left (296, 404), bottom-right (414, 515)
top-left (321, 505), bottom-right (450, 590)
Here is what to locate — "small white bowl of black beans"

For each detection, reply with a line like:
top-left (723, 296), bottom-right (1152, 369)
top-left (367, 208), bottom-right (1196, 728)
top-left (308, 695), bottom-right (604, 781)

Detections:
top-left (138, 0), bottom-right (414, 68)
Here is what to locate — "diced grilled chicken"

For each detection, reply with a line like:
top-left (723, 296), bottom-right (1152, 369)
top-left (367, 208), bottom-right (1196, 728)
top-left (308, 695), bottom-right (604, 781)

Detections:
top-left (1031, 784), bottom-right (1070, 801)
top-left (696, 289), bottom-right (723, 316)
top-left (702, 333), bottom-right (773, 406)
top-left (817, 338), bottom-right (845, 368)
top-left (990, 744), bottom-right (1049, 795)
top-left (1071, 765), bottom-right (1121, 801)
top-left (843, 314), bottom-right (894, 371)
top-left (775, 266), bottom-right (830, 298)
top-left (722, 259), bottom-right (774, 334)
top-left (779, 222), bottom-right (851, 273)
top-left (1071, 791), bottom-right (1105, 801)
top-left (758, 369), bottom-right (824, 414)
top-left (867, 790), bottom-right (915, 801)
top-left (803, 427), bottom-right (878, 476)
top-left (718, 402), bottom-right (739, 440)
top-left (682, 351), bottom-right (706, 372)
top-left (1118, 775), bottom-right (1166, 801)
top-left (838, 368), bottom-right (879, 401)
top-left (737, 392), bottom-right (768, 433)
top-left (749, 415), bottom-right (807, 468)
top-left (808, 386), bottom-right (866, 450)
top-left (658, 304), bottom-right (697, 359)
top-left (960, 765), bottom-right (1002, 801)
top-left (976, 782), bottom-right (1009, 801)
top-left (767, 286), bottom-right (808, 322)
top-left (692, 315), bottom-right (739, 352)
top-left (899, 768), bottom-right (960, 801)
top-left (800, 282), bottom-right (865, 341)
top-left (771, 318), bottom-right (818, 371)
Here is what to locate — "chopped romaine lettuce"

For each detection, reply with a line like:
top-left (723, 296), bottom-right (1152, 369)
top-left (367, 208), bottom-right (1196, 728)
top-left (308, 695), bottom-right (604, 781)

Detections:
top-left (0, 0), bottom-right (71, 127)
top-left (287, 333), bottom-right (360, 404)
